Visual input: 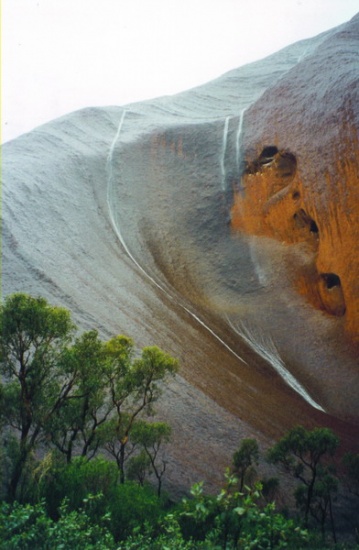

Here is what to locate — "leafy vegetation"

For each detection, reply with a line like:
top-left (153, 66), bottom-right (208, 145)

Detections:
top-left (232, 438), bottom-right (259, 492)
top-left (267, 425), bottom-right (340, 539)
top-left (0, 497), bottom-right (115, 550)
top-left (0, 293), bottom-right (177, 501)
top-left (0, 293), bottom-right (358, 548)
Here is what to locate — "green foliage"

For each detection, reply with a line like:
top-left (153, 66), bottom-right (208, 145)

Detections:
top-left (267, 425), bottom-right (340, 536)
top-left (1, 459), bottom-right (357, 549)
top-left (116, 514), bottom-right (195, 549)
top-left (130, 420), bottom-right (172, 495)
top-left (127, 450), bottom-right (152, 485)
top-left (131, 420), bottom-right (172, 447)
top-left (343, 452), bottom-right (359, 496)
top-left (37, 456), bottom-right (119, 519)
top-left (267, 426), bottom-right (339, 469)
top-left (30, 457), bottom-right (166, 542)
top-left (176, 472), bottom-right (311, 549)
top-left (0, 498), bottom-right (115, 549)
top-left (108, 482), bottom-right (165, 541)
top-left (178, 481), bottom-right (219, 541)
top-left (0, 293), bottom-right (75, 500)
top-left (1, 294), bottom-right (357, 548)
top-left (260, 476), bottom-right (280, 503)
top-left (236, 500), bottom-right (310, 550)
top-left (45, 330), bottom-right (135, 463)
top-left (0, 293), bottom-right (178, 499)
top-left (232, 438), bottom-right (259, 491)
top-left (103, 346), bottom-right (178, 483)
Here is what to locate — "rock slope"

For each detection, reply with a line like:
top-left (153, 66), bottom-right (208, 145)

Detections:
top-left (2, 15), bottom-right (358, 492)
top-left (232, 13), bottom-right (359, 339)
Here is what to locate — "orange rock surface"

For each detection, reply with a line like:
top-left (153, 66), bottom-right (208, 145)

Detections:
top-left (231, 15), bottom-right (359, 341)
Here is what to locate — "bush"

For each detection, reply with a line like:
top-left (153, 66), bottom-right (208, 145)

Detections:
top-left (38, 456), bottom-right (119, 519)
top-left (176, 482), bottom-right (219, 541)
top-left (174, 476), bottom-right (313, 549)
top-left (108, 482), bottom-right (166, 541)
top-left (0, 499), bottom-right (114, 550)
top-left (16, 456), bottom-right (167, 543)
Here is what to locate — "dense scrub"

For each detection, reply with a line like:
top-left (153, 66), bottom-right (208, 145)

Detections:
top-left (0, 294), bottom-right (358, 548)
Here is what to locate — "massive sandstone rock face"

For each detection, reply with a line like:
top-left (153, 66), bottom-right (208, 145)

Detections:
top-left (232, 13), bottom-right (359, 339)
top-left (2, 15), bottom-right (358, 492)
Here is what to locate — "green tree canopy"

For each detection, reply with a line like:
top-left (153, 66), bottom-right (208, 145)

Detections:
top-left (0, 293), bottom-right (178, 500)
top-left (0, 293), bottom-right (75, 500)
top-left (102, 346), bottom-right (178, 483)
top-left (343, 452), bottom-right (359, 497)
top-left (130, 421), bottom-right (172, 495)
top-left (267, 425), bottom-right (339, 531)
top-left (232, 438), bottom-right (259, 491)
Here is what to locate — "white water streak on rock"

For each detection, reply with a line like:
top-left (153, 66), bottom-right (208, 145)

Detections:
top-left (227, 317), bottom-right (325, 412)
top-left (220, 116), bottom-right (230, 190)
top-left (106, 110), bottom-right (166, 292)
top-left (106, 114), bottom-right (249, 368)
top-left (107, 109), bottom-right (126, 173)
top-left (236, 108), bottom-right (246, 171)
top-left (249, 241), bottom-right (268, 286)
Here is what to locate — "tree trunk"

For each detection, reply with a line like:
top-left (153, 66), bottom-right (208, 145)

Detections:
top-left (119, 442), bottom-right (126, 484)
top-left (157, 478), bottom-right (162, 498)
top-left (329, 495), bottom-right (337, 543)
top-left (305, 470), bottom-right (317, 526)
top-left (8, 448), bottom-right (28, 502)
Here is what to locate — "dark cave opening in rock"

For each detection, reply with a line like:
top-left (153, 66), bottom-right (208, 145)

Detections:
top-left (247, 147), bottom-right (298, 177)
top-left (322, 273), bottom-right (341, 289)
top-left (322, 273), bottom-right (340, 290)
top-left (318, 273), bottom-right (346, 317)
top-left (259, 146), bottom-right (279, 162)
top-left (293, 209), bottom-right (319, 237)
top-left (310, 220), bottom-right (319, 233)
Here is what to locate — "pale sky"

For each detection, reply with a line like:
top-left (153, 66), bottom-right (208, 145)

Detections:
top-left (2, 0), bottom-right (358, 143)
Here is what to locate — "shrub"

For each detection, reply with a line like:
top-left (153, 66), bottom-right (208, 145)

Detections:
top-left (0, 498), bottom-right (114, 550)
top-left (38, 456), bottom-right (119, 519)
top-left (108, 482), bottom-right (165, 541)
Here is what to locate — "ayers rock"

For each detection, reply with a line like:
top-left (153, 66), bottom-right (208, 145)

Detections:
top-left (2, 14), bottom-right (358, 492)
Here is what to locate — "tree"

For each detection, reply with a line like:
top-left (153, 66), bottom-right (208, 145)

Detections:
top-left (179, 472), bottom-right (311, 549)
top-left (48, 338), bottom-right (178, 484)
top-left (130, 421), bottom-right (172, 496)
top-left (0, 293), bottom-right (178, 500)
top-left (127, 451), bottom-right (151, 487)
top-left (0, 293), bottom-right (75, 501)
top-left (267, 426), bottom-right (339, 530)
top-left (46, 332), bottom-right (134, 463)
top-left (232, 438), bottom-right (259, 492)
top-left (343, 452), bottom-right (359, 497)
top-left (103, 346), bottom-right (178, 484)
top-left (297, 469), bottom-right (338, 542)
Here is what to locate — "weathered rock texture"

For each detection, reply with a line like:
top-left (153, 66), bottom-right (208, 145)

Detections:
top-left (2, 15), bottom-right (358, 493)
top-left (232, 14), bottom-right (359, 340)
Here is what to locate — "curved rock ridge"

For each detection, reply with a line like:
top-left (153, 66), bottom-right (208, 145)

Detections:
top-left (2, 18), bottom-right (358, 490)
top-left (231, 13), bottom-right (359, 339)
